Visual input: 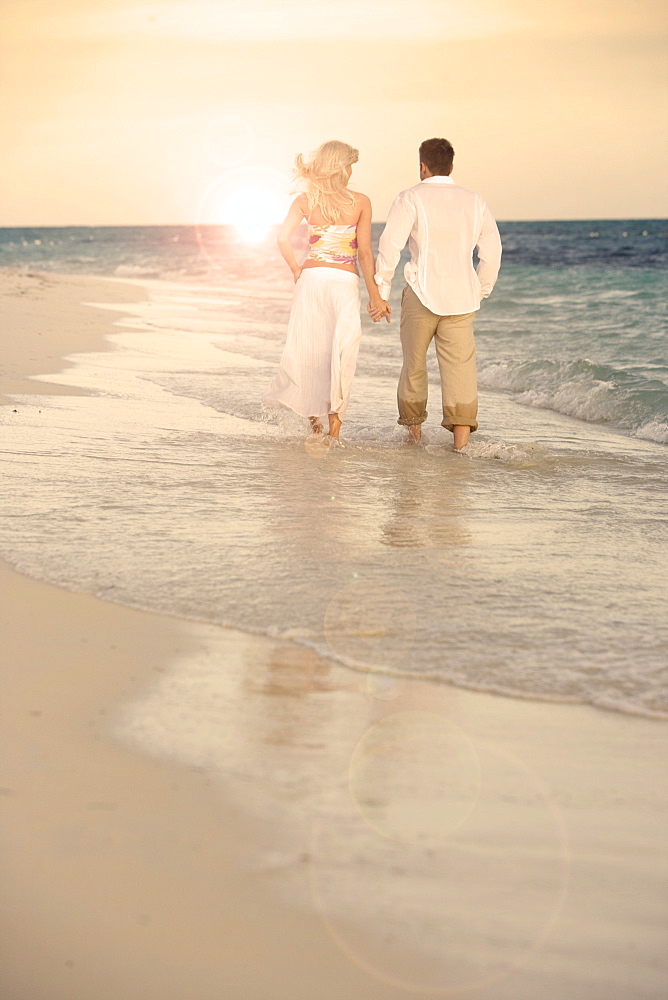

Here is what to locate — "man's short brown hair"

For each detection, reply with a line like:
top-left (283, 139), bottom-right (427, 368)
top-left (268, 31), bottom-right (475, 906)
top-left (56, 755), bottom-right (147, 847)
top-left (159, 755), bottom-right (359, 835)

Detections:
top-left (419, 138), bottom-right (455, 176)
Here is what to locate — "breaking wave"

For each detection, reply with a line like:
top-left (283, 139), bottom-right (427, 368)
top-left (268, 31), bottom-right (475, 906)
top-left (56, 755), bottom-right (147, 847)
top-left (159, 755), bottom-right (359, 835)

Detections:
top-left (479, 357), bottom-right (668, 443)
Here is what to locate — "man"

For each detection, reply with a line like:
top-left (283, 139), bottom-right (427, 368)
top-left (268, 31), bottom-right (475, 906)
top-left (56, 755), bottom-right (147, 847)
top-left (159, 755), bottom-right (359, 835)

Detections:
top-left (371, 138), bottom-right (502, 449)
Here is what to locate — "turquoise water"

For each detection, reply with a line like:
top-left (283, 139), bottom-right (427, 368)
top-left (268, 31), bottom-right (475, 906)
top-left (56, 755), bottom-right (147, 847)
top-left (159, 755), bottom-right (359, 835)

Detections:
top-left (475, 263), bottom-right (667, 444)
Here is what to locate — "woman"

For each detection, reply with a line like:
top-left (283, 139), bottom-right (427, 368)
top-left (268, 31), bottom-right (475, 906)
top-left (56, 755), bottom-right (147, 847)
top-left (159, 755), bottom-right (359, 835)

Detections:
top-left (263, 140), bottom-right (390, 442)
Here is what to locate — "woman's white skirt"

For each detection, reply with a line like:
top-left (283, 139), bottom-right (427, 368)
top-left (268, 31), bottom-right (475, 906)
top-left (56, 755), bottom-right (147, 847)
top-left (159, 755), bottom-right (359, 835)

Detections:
top-left (263, 267), bottom-right (362, 419)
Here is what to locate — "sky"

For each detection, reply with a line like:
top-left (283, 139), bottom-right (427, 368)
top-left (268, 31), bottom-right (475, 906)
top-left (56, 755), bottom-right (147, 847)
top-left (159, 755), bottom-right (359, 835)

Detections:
top-left (1, 0), bottom-right (667, 225)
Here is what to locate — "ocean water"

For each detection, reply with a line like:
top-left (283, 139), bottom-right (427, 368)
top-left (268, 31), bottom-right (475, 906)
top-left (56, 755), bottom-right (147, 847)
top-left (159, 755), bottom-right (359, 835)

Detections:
top-left (1, 220), bottom-right (667, 720)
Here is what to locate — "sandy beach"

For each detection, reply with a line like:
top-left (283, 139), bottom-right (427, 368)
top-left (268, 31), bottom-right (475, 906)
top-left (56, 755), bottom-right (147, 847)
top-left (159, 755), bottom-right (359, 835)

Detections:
top-left (1, 270), bottom-right (667, 1000)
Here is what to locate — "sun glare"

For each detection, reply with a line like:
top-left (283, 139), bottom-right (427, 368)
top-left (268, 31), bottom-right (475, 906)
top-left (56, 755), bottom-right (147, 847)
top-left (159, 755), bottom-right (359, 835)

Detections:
top-left (220, 185), bottom-right (287, 243)
top-left (196, 166), bottom-right (291, 245)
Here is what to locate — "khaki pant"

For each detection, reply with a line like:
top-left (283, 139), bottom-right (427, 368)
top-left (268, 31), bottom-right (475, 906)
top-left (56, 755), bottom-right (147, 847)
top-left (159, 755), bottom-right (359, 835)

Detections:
top-left (397, 286), bottom-right (478, 432)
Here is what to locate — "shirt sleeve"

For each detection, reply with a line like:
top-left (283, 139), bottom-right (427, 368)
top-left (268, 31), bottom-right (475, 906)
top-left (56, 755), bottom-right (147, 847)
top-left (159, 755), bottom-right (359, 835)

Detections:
top-left (374, 192), bottom-right (416, 301)
top-left (475, 205), bottom-right (502, 299)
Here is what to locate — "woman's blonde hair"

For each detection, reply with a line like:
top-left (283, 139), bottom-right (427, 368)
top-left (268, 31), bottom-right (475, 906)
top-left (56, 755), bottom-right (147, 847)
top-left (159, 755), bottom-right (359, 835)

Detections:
top-left (294, 140), bottom-right (359, 225)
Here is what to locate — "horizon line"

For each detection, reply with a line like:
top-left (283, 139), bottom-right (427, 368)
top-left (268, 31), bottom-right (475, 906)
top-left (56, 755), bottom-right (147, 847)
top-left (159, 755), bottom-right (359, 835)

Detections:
top-left (1, 217), bottom-right (666, 229)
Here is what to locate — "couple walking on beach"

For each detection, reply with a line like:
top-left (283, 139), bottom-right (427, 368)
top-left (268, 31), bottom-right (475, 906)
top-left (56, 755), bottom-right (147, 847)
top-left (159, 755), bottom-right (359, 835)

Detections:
top-left (263, 138), bottom-right (502, 449)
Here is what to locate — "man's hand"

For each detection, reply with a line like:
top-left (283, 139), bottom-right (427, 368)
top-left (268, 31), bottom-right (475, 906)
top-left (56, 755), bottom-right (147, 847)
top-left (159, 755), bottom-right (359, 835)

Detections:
top-left (292, 267), bottom-right (303, 283)
top-left (367, 299), bottom-right (392, 323)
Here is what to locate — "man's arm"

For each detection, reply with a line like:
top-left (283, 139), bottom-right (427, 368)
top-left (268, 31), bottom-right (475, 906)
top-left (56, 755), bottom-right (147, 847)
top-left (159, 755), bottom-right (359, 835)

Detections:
top-left (475, 205), bottom-right (502, 299)
top-left (374, 192), bottom-right (416, 301)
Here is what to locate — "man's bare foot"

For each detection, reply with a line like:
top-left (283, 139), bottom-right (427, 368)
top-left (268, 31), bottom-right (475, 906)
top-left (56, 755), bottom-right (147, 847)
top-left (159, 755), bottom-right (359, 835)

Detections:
top-left (407, 424), bottom-right (422, 443)
top-left (309, 416), bottom-right (323, 435)
top-left (452, 425), bottom-right (471, 450)
top-left (328, 412), bottom-right (342, 440)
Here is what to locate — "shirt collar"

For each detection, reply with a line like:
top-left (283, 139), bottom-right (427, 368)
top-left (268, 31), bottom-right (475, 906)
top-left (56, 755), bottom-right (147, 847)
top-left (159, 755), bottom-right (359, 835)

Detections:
top-left (421, 176), bottom-right (454, 184)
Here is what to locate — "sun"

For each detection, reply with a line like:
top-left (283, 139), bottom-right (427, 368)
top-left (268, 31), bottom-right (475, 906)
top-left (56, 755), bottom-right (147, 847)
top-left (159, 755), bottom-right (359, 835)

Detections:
top-left (196, 166), bottom-right (292, 245)
top-left (220, 185), bottom-right (287, 243)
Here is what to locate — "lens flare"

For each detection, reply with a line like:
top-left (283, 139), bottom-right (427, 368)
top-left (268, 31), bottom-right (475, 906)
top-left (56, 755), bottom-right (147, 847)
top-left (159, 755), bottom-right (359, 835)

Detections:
top-left (308, 738), bottom-right (571, 994)
top-left (348, 712), bottom-right (481, 845)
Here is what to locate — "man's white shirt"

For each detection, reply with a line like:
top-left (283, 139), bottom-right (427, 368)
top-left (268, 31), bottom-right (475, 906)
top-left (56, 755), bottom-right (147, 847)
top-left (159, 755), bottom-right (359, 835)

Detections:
top-left (374, 176), bottom-right (502, 315)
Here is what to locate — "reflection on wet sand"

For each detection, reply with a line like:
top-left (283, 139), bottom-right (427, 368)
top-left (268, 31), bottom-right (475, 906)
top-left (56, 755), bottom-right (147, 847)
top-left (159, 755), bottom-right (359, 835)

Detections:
top-left (243, 643), bottom-right (336, 700)
top-left (379, 458), bottom-right (473, 551)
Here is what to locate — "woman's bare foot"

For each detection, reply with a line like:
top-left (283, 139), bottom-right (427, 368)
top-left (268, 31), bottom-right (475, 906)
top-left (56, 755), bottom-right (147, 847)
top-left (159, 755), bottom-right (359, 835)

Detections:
top-left (328, 412), bottom-right (342, 440)
top-left (309, 416), bottom-right (324, 435)
top-left (407, 424), bottom-right (422, 443)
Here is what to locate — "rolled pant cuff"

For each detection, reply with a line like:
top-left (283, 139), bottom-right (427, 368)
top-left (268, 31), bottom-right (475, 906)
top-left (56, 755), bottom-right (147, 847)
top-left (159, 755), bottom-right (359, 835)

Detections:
top-left (441, 419), bottom-right (478, 432)
top-left (397, 402), bottom-right (427, 426)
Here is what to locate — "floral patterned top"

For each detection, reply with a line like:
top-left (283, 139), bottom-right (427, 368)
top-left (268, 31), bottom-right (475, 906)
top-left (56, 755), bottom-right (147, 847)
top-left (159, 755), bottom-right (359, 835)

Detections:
top-left (306, 225), bottom-right (358, 266)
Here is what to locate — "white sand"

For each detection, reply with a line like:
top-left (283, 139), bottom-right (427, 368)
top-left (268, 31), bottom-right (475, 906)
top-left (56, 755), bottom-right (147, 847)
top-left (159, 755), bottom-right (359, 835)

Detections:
top-left (0, 269), bottom-right (666, 999)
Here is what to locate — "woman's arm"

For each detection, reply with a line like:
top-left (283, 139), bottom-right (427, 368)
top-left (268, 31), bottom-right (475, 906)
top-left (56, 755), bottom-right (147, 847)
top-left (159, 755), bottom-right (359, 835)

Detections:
top-left (356, 195), bottom-right (391, 322)
top-left (277, 196), bottom-right (307, 282)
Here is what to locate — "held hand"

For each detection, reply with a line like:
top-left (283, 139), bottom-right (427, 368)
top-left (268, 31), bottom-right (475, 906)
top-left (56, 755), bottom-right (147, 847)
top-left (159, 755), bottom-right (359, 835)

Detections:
top-left (370, 302), bottom-right (390, 323)
top-left (293, 267), bottom-right (302, 283)
top-left (367, 299), bottom-right (392, 323)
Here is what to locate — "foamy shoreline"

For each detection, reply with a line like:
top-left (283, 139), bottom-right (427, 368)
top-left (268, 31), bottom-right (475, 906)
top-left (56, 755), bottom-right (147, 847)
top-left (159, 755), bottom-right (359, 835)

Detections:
top-left (1, 269), bottom-right (667, 999)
